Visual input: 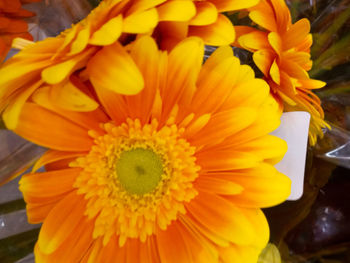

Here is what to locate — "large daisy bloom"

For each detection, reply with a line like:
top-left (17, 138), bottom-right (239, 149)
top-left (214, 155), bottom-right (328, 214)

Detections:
top-left (0, 0), bottom-right (40, 62)
top-left (0, 0), bottom-right (260, 130)
top-left (16, 36), bottom-right (291, 263)
top-left (234, 0), bottom-right (329, 145)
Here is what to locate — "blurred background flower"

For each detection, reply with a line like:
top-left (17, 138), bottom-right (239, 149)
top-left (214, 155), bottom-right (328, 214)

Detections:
top-left (0, 0), bottom-right (41, 63)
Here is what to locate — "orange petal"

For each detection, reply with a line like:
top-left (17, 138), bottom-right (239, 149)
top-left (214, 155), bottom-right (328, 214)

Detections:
top-left (209, 0), bottom-right (260, 12)
top-left (196, 150), bottom-right (260, 171)
top-left (83, 238), bottom-right (103, 263)
top-left (235, 65), bottom-right (255, 84)
top-left (0, 17), bottom-right (10, 29)
top-left (69, 27), bottom-right (90, 55)
top-left (95, 235), bottom-right (125, 263)
top-left (238, 30), bottom-right (270, 52)
top-left (283, 18), bottom-right (310, 50)
top-left (270, 59), bottom-right (281, 84)
top-left (89, 15), bottom-right (122, 46)
top-left (123, 8), bottom-right (158, 33)
top-left (194, 175), bottom-right (243, 195)
top-left (32, 150), bottom-right (85, 172)
top-left (224, 106), bottom-right (281, 146)
top-left (219, 244), bottom-right (260, 263)
top-left (15, 103), bottom-right (93, 151)
top-left (161, 37), bottom-right (203, 119)
top-left (179, 213), bottom-right (229, 247)
top-left (20, 168), bottom-right (80, 202)
top-left (1, 19), bottom-right (27, 33)
top-left (296, 33), bottom-right (312, 52)
top-left (126, 0), bottom-right (166, 14)
top-left (45, 158), bottom-right (77, 171)
top-left (125, 239), bottom-right (142, 263)
top-left (87, 42), bottom-right (144, 95)
top-left (233, 135), bottom-right (287, 162)
top-left (240, 208), bottom-right (269, 249)
top-left (268, 32), bottom-right (282, 55)
top-left (282, 51), bottom-right (311, 69)
top-left (225, 169), bottom-right (291, 208)
top-left (175, 220), bottom-right (218, 262)
top-left (188, 14), bottom-right (235, 45)
top-left (270, 0), bottom-right (291, 32)
top-left (157, 1), bottom-right (196, 22)
top-left (127, 36), bottom-right (164, 124)
top-left (49, 78), bottom-right (99, 112)
top-left (0, 39), bottom-right (59, 98)
top-left (56, 24), bottom-right (79, 55)
top-left (158, 21), bottom-right (189, 50)
top-left (32, 85), bottom-right (107, 132)
top-left (38, 191), bottom-right (87, 254)
top-left (27, 202), bottom-right (60, 224)
top-left (36, 217), bottom-right (94, 262)
top-left (191, 107), bottom-right (257, 147)
top-left (199, 45), bottom-right (233, 76)
top-left (220, 79), bottom-right (270, 110)
top-left (192, 56), bottom-right (241, 115)
top-left (42, 47), bottom-right (97, 85)
top-left (2, 80), bottom-right (43, 129)
top-left (249, 3), bottom-right (277, 32)
top-left (277, 70), bottom-right (297, 96)
top-left (183, 114), bottom-right (211, 139)
top-left (186, 191), bottom-right (255, 245)
top-left (156, 221), bottom-right (193, 263)
top-left (280, 58), bottom-right (309, 80)
top-left (139, 237), bottom-right (161, 263)
top-left (298, 79), bottom-right (326, 89)
top-left (189, 2), bottom-right (217, 26)
top-left (94, 85), bottom-right (129, 125)
top-left (252, 49), bottom-right (275, 77)
top-left (234, 25), bottom-right (256, 40)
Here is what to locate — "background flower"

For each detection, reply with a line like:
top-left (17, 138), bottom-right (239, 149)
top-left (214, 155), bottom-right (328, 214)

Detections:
top-left (0, 0), bottom-right (261, 131)
top-left (0, 0), bottom-right (41, 63)
top-left (14, 36), bottom-right (290, 263)
top-left (233, 0), bottom-right (329, 145)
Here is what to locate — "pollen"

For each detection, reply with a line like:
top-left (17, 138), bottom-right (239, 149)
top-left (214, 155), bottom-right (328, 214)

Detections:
top-left (71, 119), bottom-right (200, 247)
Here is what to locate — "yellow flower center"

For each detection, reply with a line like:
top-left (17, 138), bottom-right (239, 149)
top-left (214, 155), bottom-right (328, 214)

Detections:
top-left (71, 119), bottom-right (199, 246)
top-left (116, 148), bottom-right (163, 196)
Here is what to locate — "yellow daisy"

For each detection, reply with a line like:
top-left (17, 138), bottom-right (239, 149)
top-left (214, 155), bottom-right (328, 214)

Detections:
top-left (0, 0), bottom-right (260, 130)
top-left (16, 36), bottom-right (290, 263)
top-left (234, 0), bottom-right (329, 145)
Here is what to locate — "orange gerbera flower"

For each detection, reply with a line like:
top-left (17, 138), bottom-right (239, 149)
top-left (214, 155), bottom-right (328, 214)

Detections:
top-left (0, 0), bottom-right (40, 62)
top-left (16, 36), bottom-right (290, 263)
top-left (0, 0), bottom-right (260, 130)
top-left (234, 0), bottom-right (329, 145)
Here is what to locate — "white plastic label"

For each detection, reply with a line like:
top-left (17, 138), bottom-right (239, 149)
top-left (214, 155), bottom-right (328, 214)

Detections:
top-left (271, 112), bottom-right (311, 201)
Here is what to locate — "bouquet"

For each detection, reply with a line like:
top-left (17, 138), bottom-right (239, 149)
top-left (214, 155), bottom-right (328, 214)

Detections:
top-left (0, 0), bottom-right (349, 262)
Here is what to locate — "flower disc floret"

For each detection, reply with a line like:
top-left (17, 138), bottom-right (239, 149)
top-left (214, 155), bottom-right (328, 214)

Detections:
top-left (72, 119), bottom-right (199, 246)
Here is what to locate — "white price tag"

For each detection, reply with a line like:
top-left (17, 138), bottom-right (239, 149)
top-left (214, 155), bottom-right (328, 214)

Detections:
top-left (271, 112), bottom-right (310, 201)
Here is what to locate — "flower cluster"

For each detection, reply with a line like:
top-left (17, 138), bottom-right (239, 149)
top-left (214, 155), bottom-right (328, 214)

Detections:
top-left (0, 0), bottom-right (328, 262)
